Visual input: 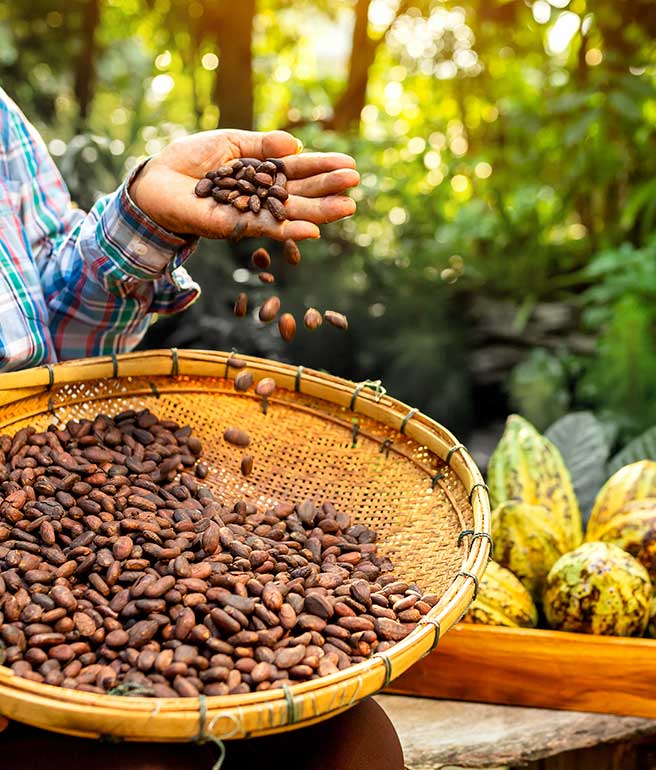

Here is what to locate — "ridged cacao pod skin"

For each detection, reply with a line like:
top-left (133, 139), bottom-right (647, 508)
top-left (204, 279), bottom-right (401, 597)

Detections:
top-left (492, 501), bottom-right (566, 600)
top-left (462, 560), bottom-right (538, 628)
top-left (647, 597), bottom-right (656, 638)
top-left (487, 415), bottom-right (582, 552)
top-left (591, 499), bottom-right (656, 582)
top-left (587, 461), bottom-right (656, 540)
top-left (543, 542), bottom-right (652, 637)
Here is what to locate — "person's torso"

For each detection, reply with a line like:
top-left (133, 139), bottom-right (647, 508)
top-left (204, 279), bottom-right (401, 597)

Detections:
top-left (0, 91), bottom-right (59, 370)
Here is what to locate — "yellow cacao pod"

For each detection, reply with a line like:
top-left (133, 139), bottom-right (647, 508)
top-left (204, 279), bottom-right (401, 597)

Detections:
top-left (590, 498), bottom-right (656, 582)
top-left (647, 596), bottom-right (656, 639)
top-left (588, 461), bottom-right (656, 540)
top-left (543, 542), bottom-right (652, 637)
top-left (462, 560), bottom-right (538, 628)
top-left (487, 415), bottom-right (582, 551)
top-left (492, 501), bottom-right (566, 600)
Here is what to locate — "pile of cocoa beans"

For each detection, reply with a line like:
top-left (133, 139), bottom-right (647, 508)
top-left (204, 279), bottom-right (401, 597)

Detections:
top-left (0, 410), bottom-right (434, 697)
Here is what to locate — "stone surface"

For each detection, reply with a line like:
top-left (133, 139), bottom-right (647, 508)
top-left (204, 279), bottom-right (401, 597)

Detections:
top-left (375, 695), bottom-right (656, 769)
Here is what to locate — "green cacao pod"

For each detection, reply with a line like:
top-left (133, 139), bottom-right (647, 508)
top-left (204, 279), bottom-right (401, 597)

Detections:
top-left (542, 541), bottom-right (652, 636)
top-left (591, 498), bottom-right (656, 582)
top-left (487, 415), bottom-right (582, 552)
top-left (492, 501), bottom-right (566, 600)
top-left (462, 560), bottom-right (538, 628)
top-left (587, 461), bottom-right (656, 540)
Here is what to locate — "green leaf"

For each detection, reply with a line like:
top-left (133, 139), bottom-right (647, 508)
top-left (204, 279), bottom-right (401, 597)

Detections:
top-left (545, 412), bottom-right (610, 524)
top-left (608, 90), bottom-right (643, 122)
top-left (608, 425), bottom-right (656, 475)
top-left (621, 178), bottom-right (656, 231)
top-left (563, 109), bottom-right (599, 147)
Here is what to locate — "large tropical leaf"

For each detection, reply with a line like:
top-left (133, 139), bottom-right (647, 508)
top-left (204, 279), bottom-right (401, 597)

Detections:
top-left (608, 425), bottom-right (656, 476)
top-left (545, 412), bottom-right (609, 524)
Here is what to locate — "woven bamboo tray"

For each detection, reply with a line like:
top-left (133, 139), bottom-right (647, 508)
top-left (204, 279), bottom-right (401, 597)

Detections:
top-left (0, 349), bottom-right (490, 742)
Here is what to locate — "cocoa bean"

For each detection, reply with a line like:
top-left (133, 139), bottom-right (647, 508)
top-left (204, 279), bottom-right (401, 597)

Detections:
top-left (223, 428), bottom-right (250, 448)
top-left (266, 197), bottom-right (287, 221)
top-left (275, 645), bottom-right (305, 670)
top-left (195, 179), bottom-right (214, 198)
top-left (251, 248), bottom-right (271, 270)
top-left (258, 297), bottom-right (281, 323)
top-left (324, 310), bottom-right (349, 330)
top-left (267, 185), bottom-right (288, 202)
top-left (254, 378), bottom-right (276, 398)
top-left (303, 308), bottom-right (322, 330)
top-left (233, 293), bottom-right (248, 318)
top-left (278, 313), bottom-right (296, 342)
top-left (282, 240), bottom-right (301, 266)
top-left (374, 618), bottom-right (413, 641)
top-left (240, 455), bottom-right (253, 477)
top-left (234, 372), bottom-right (253, 392)
top-left (253, 172), bottom-right (273, 187)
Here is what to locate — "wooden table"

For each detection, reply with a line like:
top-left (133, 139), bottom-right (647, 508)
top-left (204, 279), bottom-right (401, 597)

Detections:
top-left (376, 695), bottom-right (656, 770)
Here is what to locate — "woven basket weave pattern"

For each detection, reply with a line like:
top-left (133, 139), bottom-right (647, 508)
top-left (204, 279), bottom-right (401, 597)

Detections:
top-left (0, 350), bottom-right (490, 741)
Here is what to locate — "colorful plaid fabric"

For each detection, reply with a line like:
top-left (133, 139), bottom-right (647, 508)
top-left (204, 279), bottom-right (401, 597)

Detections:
top-left (0, 87), bottom-right (200, 372)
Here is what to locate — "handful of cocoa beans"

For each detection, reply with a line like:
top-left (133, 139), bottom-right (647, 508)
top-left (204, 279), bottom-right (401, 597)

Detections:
top-left (194, 158), bottom-right (289, 221)
top-left (0, 411), bottom-right (434, 697)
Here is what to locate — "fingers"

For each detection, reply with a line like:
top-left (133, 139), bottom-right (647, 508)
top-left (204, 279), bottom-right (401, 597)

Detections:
top-left (204, 204), bottom-right (321, 241)
top-left (197, 192), bottom-right (355, 235)
top-left (287, 168), bottom-right (360, 198)
top-left (281, 152), bottom-right (357, 179)
top-left (222, 129), bottom-right (302, 161)
top-left (285, 194), bottom-right (356, 224)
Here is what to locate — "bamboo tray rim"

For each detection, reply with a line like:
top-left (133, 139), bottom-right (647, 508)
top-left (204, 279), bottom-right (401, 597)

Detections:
top-left (0, 349), bottom-right (492, 739)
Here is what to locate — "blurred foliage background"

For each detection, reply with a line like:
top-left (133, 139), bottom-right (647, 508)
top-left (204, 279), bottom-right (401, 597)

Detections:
top-left (1, 0), bottom-right (655, 459)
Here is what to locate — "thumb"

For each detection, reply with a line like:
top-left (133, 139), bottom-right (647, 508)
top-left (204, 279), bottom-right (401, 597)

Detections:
top-left (228, 129), bottom-right (302, 160)
top-left (262, 130), bottom-right (303, 158)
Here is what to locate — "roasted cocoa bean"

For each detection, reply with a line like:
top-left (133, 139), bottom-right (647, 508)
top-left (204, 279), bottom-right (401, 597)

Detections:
top-left (233, 293), bottom-right (248, 318)
top-left (278, 313), bottom-right (296, 342)
top-left (303, 308), bottom-right (322, 330)
top-left (324, 310), bottom-right (349, 330)
top-left (282, 240), bottom-right (301, 266)
top-left (240, 455), bottom-right (253, 478)
top-left (251, 248), bottom-right (271, 270)
top-left (223, 428), bottom-right (250, 448)
top-left (258, 297), bottom-right (281, 323)
top-left (266, 197), bottom-right (287, 221)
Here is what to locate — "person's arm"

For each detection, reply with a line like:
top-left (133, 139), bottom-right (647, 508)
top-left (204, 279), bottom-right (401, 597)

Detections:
top-left (3, 92), bottom-right (200, 359)
top-left (4, 91), bottom-right (359, 359)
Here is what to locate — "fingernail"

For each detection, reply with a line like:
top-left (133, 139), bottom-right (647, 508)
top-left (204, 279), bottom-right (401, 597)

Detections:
top-left (295, 139), bottom-right (303, 154)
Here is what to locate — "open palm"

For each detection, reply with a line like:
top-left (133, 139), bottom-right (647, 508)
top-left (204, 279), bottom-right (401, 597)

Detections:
top-left (129, 129), bottom-right (359, 241)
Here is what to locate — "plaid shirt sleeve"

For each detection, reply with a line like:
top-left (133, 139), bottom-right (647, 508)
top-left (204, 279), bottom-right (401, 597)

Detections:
top-left (2, 88), bottom-right (200, 362)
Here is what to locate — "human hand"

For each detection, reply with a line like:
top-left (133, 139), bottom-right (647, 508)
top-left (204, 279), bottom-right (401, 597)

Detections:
top-left (129, 129), bottom-right (359, 241)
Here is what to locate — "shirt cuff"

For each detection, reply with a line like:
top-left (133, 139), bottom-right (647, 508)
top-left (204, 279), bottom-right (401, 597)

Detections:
top-left (103, 159), bottom-right (199, 286)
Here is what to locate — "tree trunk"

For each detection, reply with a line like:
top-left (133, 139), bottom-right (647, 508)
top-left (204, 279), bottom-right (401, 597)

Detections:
top-left (213, 0), bottom-right (256, 130)
top-left (327, 0), bottom-right (411, 133)
top-left (74, 0), bottom-right (101, 123)
top-left (327, 0), bottom-right (375, 133)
